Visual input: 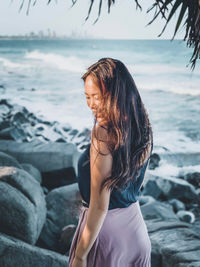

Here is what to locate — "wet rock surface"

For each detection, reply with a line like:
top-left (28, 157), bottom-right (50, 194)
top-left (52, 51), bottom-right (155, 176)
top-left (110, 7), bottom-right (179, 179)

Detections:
top-left (0, 99), bottom-right (91, 151)
top-left (37, 183), bottom-right (82, 252)
top-left (0, 166), bottom-right (46, 245)
top-left (0, 232), bottom-right (68, 267)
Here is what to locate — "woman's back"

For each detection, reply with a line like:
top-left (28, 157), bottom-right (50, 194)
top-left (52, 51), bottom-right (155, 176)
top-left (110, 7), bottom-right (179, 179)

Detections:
top-left (77, 143), bottom-right (150, 210)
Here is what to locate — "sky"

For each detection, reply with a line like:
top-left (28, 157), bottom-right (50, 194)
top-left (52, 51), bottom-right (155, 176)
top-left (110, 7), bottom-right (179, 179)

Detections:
top-left (0, 0), bottom-right (185, 39)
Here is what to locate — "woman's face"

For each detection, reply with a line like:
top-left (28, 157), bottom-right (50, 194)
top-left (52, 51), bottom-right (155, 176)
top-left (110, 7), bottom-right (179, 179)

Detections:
top-left (84, 75), bottom-right (105, 125)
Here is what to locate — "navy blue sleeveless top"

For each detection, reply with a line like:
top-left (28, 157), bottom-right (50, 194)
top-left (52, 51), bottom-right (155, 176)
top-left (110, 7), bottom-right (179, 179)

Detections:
top-left (77, 143), bottom-right (150, 210)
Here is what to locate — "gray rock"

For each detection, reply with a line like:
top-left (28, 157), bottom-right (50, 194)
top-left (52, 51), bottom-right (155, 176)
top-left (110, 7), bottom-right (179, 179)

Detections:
top-left (0, 99), bottom-right (12, 108)
top-left (0, 232), bottom-right (68, 267)
top-left (42, 167), bottom-right (77, 191)
top-left (11, 111), bottom-right (30, 125)
top-left (0, 140), bottom-right (81, 175)
top-left (42, 186), bottom-right (49, 195)
top-left (0, 125), bottom-right (27, 141)
top-left (146, 219), bottom-right (190, 234)
top-left (62, 123), bottom-right (72, 132)
top-left (0, 167), bottom-right (46, 244)
top-left (0, 119), bottom-right (10, 131)
top-left (38, 183), bottom-right (82, 252)
top-left (0, 151), bottom-right (22, 168)
top-left (139, 195), bottom-right (156, 206)
top-left (142, 174), bottom-right (163, 200)
top-left (168, 198), bottom-right (186, 213)
top-left (21, 163), bottom-right (42, 184)
top-left (149, 153), bottom-right (160, 170)
top-left (183, 172), bottom-right (200, 188)
top-left (0, 104), bottom-right (10, 115)
top-left (35, 125), bottom-right (63, 142)
top-left (176, 262), bottom-right (200, 267)
top-left (176, 210), bottom-right (195, 223)
top-left (58, 224), bottom-right (77, 255)
top-left (156, 176), bottom-right (199, 203)
top-left (140, 199), bottom-right (178, 221)
top-left (149, 226), bottom-right (200, 267)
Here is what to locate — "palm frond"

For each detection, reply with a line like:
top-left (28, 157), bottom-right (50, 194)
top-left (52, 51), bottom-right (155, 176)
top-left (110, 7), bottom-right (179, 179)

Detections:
top-left (148, 0), bottom-right (200, 69)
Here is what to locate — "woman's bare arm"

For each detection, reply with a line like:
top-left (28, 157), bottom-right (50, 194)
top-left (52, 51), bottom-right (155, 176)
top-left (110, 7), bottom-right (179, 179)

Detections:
top-left (74, 125), bottom-right (112, 260)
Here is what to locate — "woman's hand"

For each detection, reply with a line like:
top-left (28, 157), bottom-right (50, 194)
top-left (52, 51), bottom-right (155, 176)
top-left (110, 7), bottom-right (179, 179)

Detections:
top-left (71, 256), bottom-right (87, 267)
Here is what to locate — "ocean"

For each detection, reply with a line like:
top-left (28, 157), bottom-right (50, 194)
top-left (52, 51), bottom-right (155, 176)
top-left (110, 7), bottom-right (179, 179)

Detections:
top-left (0, 39), bottom-right (200, 177)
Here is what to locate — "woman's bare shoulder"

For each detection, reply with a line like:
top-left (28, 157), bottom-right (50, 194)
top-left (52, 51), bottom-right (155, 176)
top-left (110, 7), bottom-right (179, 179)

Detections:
top-left (91, 124), bottom-right (110, 154)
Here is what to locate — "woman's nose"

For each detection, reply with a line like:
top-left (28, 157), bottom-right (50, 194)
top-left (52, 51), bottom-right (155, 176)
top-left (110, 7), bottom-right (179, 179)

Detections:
top-left (89, 98), bottom-right (96, 109)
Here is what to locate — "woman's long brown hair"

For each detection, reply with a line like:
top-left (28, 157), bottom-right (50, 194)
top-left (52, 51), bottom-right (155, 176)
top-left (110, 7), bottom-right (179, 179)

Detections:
top-left (82, 58), bottom-right (153, 193)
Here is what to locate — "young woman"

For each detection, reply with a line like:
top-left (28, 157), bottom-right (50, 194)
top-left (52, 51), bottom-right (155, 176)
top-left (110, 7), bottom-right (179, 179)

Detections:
top-left (68, 58), bottom-right (153, 267)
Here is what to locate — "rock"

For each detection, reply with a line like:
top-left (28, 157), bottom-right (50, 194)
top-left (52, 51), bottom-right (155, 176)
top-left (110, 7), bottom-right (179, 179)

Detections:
top-left (156, 176), bottom-right (199, 203)
top-left (140, 199), bottom-right (178, 221)
top-left (168, 198), bottom-right (185, 213)
top-left (21, 163), bottom-right (42, 184)
top-left (142, 174), bottom-right (164, 200)
top-left (149, 153), bottom-right (160, 170)
top-left (0, 232), bottom-right (68, 267)
top-left (37, 183), bottom-right (82, 252)
top-left (11, 111), bottom-right (29, 125)
top-left (10, 104), bottom-right (29, 117)
top-left (68, 129), bottom-right (78, 137)
top-left (196, 188), bottom-right (200, 197)
top-left (0, 167), bottom-right (46, 244)
top-left (146, 219), bottom-right (190, 234)
top-left (0, 119), bottom-right (10, 130)
top-left (0, 140), bottom-right (81, 175)
top-left (183, 172), bottom-right (200, 188)
top-left (42, 186), bottom-right (49, 195)
top-left (0, 99), bottom-right (12, 108)
top-left (148, 222), bottom-right (200, 267)
top-left (176, 210), bottom-right (195, 224)
top-left (0, 104), bottom-right (10, 115)
top-left (35, 124), bottom-right (64, 142)
top-left (139, 195), bottom-right (156, 206)
top-left (58, 224), bottom-right (77, 255)
top-left (62, 123), bottom-right (72, 132)
top-left (77, 128), bottom-right (91, 139)
top-left (0, 151), bottom-right (22, 168)
top-left (42, 167), bottom-right (77, 191)
top-left (0, 126), bottom-right (27, 141)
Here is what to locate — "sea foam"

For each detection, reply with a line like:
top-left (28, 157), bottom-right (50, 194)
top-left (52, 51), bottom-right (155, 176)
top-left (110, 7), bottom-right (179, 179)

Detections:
top-left (25, 50), bottom-right (88, 73)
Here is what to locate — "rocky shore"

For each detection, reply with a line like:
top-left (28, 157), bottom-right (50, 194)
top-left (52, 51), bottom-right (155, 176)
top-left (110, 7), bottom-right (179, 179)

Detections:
top-left (0, 99), bottom-right (200, 267)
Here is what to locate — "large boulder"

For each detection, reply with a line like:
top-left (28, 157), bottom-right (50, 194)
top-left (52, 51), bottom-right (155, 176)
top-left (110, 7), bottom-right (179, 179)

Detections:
top-left (0, 140), bottom-right (81, 175)
top-left (143, 174), bottom-right (199, 203)
top-left (148, 223), bottom-right (200, 267)
top-left (0, 151), bottom-right (22, 169)
top-left (149, 153), bottom-right (160, 170)
top-left (142, 174), bottom-right (164, 200)
top-left (21, 163), bottom-right (42, 184)
top-left (156, 176), bottom-right (199, 203)
top-left (0, 232), bottom-right (68, 267)
top-left (140, 197), bottom-right (178, 221)
top-left (168, 198), bottom-right (185, 213)
top-left (42, 167), bottom-right (77, 191)
top-left (0, 167), bottom-right (46, 244)
top-left (182, 172), bottom-right (200, 189)
top-left (37, 183), bottom-right (82, 252)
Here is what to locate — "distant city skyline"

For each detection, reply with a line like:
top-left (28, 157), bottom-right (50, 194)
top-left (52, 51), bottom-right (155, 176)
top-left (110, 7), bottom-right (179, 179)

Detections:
top-left (0, 28), bottom-right (91, 39)
top-left (0, 1), bottom-right (185, 39)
